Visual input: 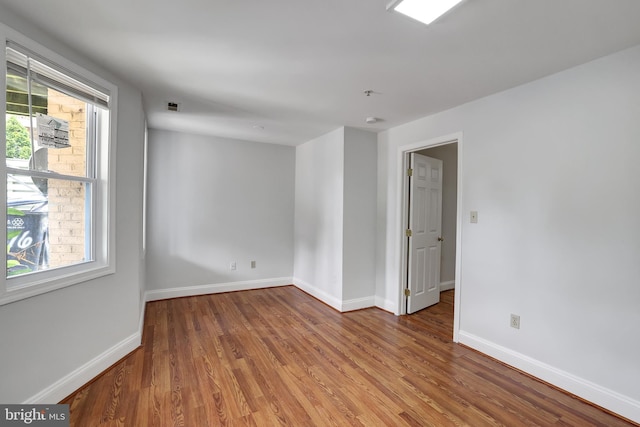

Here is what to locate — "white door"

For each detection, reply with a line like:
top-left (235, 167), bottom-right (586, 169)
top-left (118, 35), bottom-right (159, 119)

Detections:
top-left (407, 153), bottom-right (443, 314)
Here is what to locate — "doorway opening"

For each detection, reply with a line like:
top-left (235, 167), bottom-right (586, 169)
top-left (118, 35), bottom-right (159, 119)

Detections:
top-left (397, 135), bottom-right (462, 342)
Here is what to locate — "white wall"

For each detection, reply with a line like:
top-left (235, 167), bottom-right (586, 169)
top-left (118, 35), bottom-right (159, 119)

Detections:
top-left (293, 127), bottom-right (377, 311)
top-left (342, 128), bottom-right (377, 303)
top-left (0, 10), bottom-right (146, 404)
top-left (377, 44), bottom-right (640, 422)
top-left (293, 128), bottom-right (345, 307)
top-left (145, 129), bottom-right (295, 299)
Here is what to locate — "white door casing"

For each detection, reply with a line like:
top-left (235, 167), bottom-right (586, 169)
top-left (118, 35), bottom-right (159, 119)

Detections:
top-left (407, 153), bottom-right (443, 314)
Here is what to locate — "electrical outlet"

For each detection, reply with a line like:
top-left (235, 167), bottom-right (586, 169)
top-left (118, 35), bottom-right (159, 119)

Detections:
top-left (230, 261), bottom-right (237, 270)
top-left (251, 260), bottom-right (256, 269)
top-left (510, 314), bottom-right (520, 329)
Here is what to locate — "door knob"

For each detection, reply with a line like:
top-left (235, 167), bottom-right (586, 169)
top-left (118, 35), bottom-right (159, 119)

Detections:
top-left (438, 236), bottom-right (444, 242)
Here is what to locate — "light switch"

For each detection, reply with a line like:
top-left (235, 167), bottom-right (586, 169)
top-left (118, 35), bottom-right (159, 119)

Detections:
top-left (470, 211), bottom-right (478, 223)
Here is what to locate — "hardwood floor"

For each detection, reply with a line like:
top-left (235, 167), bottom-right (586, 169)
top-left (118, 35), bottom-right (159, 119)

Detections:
top-left (62, 286), bottom-right (637, 426)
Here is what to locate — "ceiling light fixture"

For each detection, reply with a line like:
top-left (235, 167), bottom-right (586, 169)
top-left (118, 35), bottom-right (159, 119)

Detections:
top-left (387, 0), bottom-right (464, 26)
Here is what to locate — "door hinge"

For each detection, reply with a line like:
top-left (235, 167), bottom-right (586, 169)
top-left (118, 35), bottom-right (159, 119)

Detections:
top-left (404, 288), bottom-right (411, 297)
top-left (407, 168), bottom-right (413, 177)
top-left (405, 229), bottom-right (412, 237)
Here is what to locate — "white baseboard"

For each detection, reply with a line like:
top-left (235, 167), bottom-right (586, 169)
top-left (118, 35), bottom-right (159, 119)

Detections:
top-left (458, 331), bottom-right (640, 424)
top-left (145, 277), bottom-right (292, 302)
top-left (292, 278), bottom-right (376, 312)
top-left (24, 332), bottom-right (141, 404)
top-left (138, 298), bottom-right (147, 335)
top-left (439, 280), bottom-right (455, 291)
top-left (146, 276), bottom-right (378, 313)
top-left (341, 296), bottom-right (375, 312)
top-left (292, 277), bottom-right (343, 311)
top-left (375, 295), bottom-right (396, 313)
top-left (371, 283), bottom-right (454, 315)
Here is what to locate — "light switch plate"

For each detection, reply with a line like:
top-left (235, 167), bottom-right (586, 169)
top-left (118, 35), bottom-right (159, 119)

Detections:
top-left (470, 211), bottom-right (478, 223)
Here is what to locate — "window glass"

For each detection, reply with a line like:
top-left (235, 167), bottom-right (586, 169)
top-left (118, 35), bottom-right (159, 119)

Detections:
top-left (5, 43), bottom-right (105, 279)
top-left (7, 174), bottom-right (92, 276)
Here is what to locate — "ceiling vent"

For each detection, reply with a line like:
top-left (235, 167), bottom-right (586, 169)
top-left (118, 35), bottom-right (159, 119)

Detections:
top-left (167, 102), bottom-right (180, 112)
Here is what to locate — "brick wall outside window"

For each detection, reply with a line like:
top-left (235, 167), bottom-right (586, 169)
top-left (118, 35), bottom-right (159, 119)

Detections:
top-left (45, 89), bottom-right (87, 267)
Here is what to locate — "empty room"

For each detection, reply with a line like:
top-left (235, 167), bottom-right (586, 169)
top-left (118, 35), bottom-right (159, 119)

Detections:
top-left (1, 0), bottom-right (639, 426)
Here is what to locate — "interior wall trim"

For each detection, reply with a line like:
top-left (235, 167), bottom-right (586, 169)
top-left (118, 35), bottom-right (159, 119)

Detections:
top-left (145, 277), bottom-right (292, 302)
top-left (341, 296), bottom-right (376, 312)
top-left (24, 332), bottom-right (141, 404)
top-left (292, 277), bottom-right (342, 311)
top-left (458, 330), bottom-right (640, 424)
top-left (439, 280), bottom-right (455, 291)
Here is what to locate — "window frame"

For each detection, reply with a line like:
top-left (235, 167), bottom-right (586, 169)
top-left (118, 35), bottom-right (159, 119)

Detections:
top-left (0, 24), bottom-right (117, 305)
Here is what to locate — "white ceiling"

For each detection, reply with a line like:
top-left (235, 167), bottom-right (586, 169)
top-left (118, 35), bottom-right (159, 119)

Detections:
top-left (2, 0), bottom-right (640, 145)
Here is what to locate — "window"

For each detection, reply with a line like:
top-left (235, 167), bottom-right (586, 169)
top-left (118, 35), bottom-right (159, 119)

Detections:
top-left (1, 27), bottom-right (116, 304)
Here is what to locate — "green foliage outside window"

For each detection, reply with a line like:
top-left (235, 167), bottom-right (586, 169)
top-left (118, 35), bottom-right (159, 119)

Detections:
top-left (6, 116), bottom-right (32, 159)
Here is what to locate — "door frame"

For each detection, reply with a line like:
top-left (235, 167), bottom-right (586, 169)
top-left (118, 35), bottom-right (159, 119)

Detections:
top-left (396, 132), bottom-right (463, 342)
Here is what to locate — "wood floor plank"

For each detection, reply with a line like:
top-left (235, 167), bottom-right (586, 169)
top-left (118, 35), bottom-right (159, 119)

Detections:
top-left (61, 286), bottom-right (638, 427)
